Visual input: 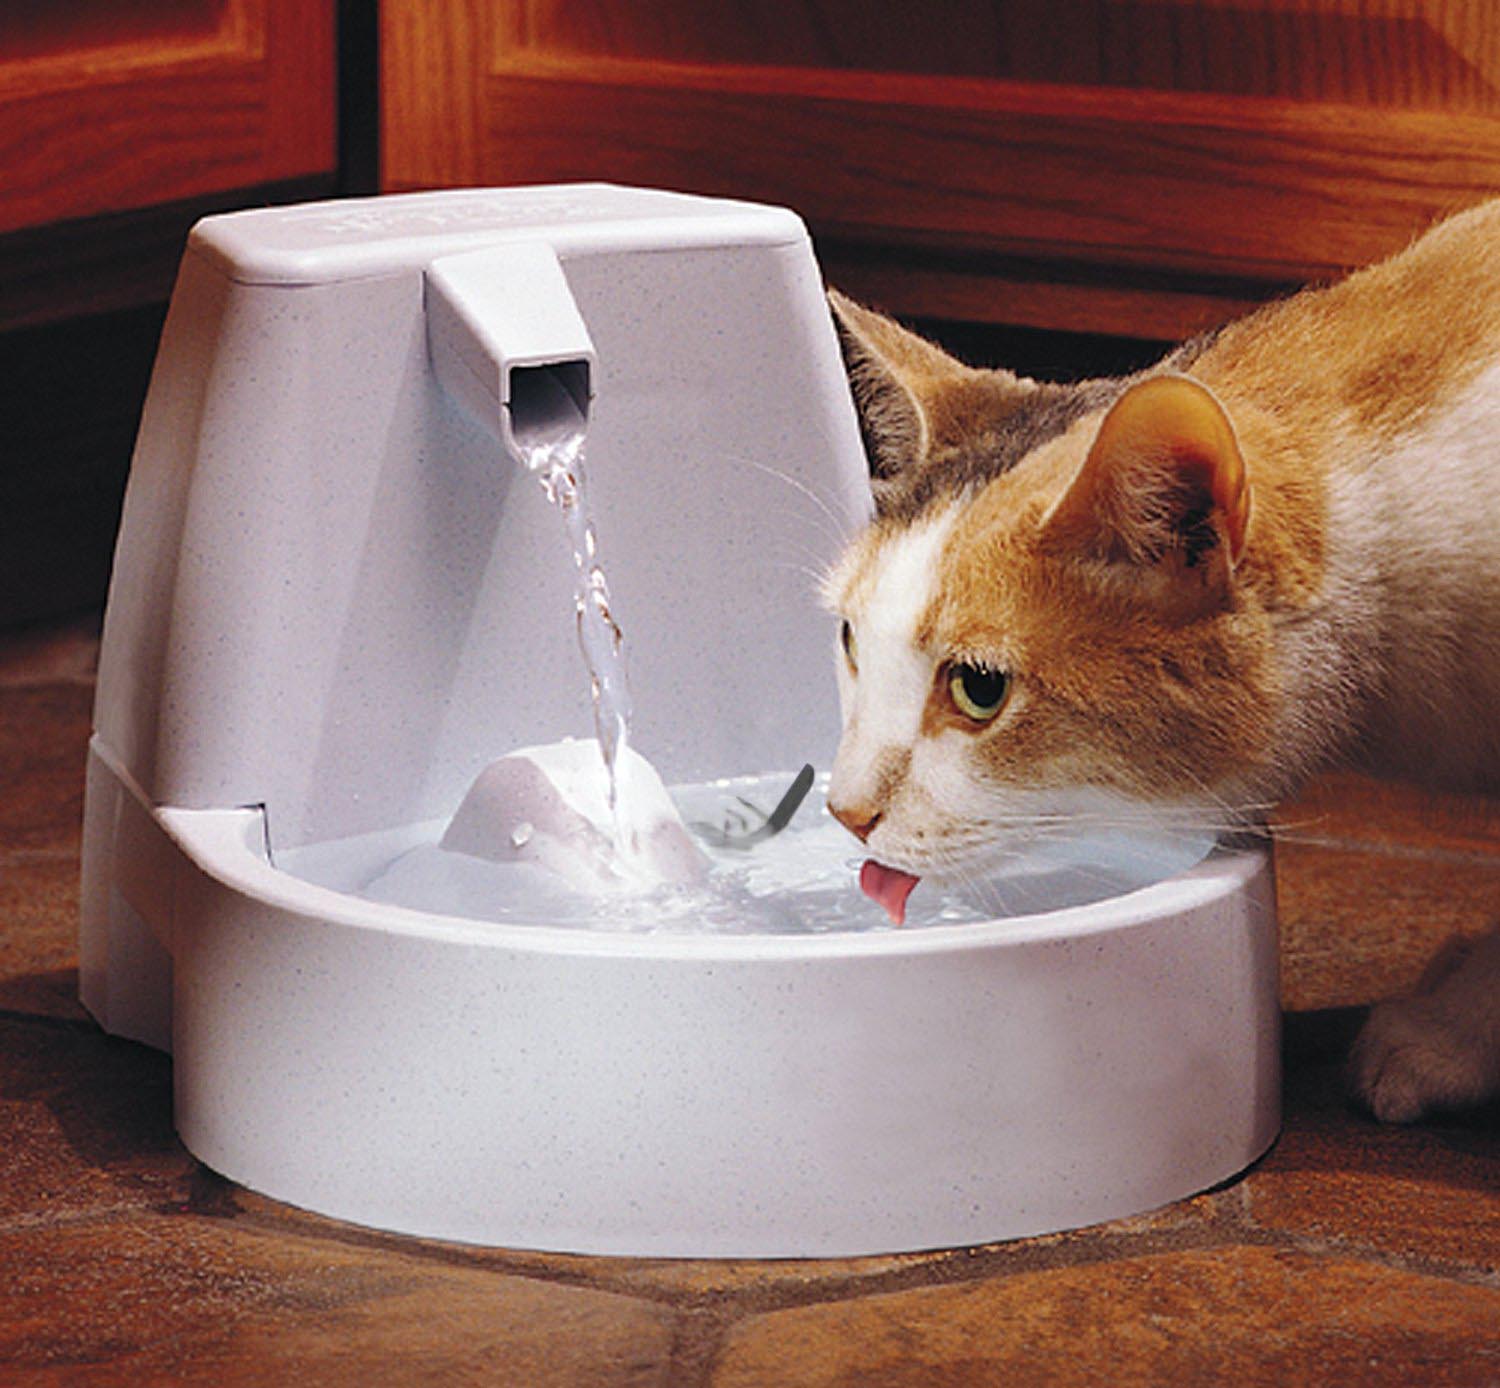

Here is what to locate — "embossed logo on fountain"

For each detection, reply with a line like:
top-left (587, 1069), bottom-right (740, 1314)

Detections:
top-left (275, 190), bottom-right (638, 240)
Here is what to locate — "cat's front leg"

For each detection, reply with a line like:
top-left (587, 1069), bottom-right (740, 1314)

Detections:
top-left (1349, 925), bottom-right (1500, 1122)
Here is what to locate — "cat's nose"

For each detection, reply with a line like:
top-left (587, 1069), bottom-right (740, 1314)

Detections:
top-left (829, 801), bottom-right (882, 843)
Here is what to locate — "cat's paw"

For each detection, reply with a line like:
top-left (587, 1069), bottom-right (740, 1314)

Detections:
top-left (1348, 929), bottom-right (1500, 1124)
top-left (1350, 997), bottom-right (1486, 1122)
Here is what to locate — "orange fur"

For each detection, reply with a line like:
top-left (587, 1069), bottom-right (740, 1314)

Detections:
top-left (824, 198), bottom-right (1500, 1123)
top-left (827, 199), bottom-right (1500, 816)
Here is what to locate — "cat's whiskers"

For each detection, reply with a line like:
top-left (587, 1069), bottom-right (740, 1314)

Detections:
top-left (692, 448), bottom-right (864, 611)
top-left (712, 453), bottom-right (861, 577)
top-left (739, 456), bottom-right (861, 551)
top-left (765, 558), bottom-right (842, 592)
top-left (925, 845), bottom-right (1032, 917)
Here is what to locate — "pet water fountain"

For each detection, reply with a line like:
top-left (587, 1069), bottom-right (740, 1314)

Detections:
top-left (79, 185), bottom-right (1279, 1257)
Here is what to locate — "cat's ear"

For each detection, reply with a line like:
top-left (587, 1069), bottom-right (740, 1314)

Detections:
top-left (829, 290), bottom-right (1041, 497)
top-left (827, 290), bottom-right (946, 481)
top-left (1043, 374), bottom-right (1251, 599)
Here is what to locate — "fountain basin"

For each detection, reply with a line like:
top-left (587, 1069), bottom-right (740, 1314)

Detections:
top-left (85, 737), bottom-right (1277, 1258)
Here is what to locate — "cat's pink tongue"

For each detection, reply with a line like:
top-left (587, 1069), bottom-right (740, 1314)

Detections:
top-left (860, 859), bottom-right (920, 925)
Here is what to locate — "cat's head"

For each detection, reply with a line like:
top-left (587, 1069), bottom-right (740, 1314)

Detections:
top-left (823, 292), bottom-right (1279, 880)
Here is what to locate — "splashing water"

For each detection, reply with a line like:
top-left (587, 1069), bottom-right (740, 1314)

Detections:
top-left (521, 430), bottom-right (638, 848)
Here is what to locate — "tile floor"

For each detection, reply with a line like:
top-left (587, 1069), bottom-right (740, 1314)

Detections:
top-left (2, 613), bottom-right (1497, 1385)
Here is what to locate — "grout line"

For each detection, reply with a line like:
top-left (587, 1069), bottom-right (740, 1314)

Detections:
top-left (663, 1304), bottom-right (740, 1388)
top-left (15, 1188), bottom-right (1498, 1312)
top-left (224, 1189), bottom-right (1261, 1315)
top-left (1228, 1219), bottom-right (1500, 1293)
top-left (12, 1149), bottom-right (1499, 1324)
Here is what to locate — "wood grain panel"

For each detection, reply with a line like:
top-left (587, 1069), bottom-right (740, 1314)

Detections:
top-left (383, 2), bottom-right (1500, 333)
top-left (477, 56), bottom-right (1500, 283)
top-left (0, 0), bottom-right (336, 234)
top-left (381, 0), bottom-right (490, 189)
top-left (509, 1), bottom-right (1500, 111)
top-left (0, 0), bottom-right (227, 66)
top-left (261, 0), bottom-right (337, 173)
top-left (819, 246), bottom-right (1274, 341)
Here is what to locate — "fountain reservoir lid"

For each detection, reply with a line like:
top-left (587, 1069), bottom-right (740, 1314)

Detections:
top-left (189, 183), bottom-right (808, 288)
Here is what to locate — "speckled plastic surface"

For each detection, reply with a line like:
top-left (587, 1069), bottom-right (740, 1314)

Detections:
top-left (79, 186), bottom-right (1280, 1257)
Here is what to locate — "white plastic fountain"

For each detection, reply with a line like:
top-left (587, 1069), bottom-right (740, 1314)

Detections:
top-left (79, 185), bottom-right (1279, 1258)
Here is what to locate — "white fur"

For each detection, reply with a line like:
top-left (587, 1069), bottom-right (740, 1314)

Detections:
top-left (1351, 925), bottom-right (1500, 1122)
top-left (829, 507), bottom-right (956, 861)
top-left (1318, 361), bottom-right (1500, 1121)
top-left (1271, 358), bottom-right (1500, 795)
top-left (828, 507), bottom-right (1177, 877)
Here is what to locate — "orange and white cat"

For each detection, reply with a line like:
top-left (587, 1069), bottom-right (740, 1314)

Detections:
top-left (823, 198), bottom-right (1500, 1124)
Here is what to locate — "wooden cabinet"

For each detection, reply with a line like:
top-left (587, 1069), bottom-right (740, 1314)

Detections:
top-left (382, 1), bottom-right (1500, 340)
top-left (0, 0), bottom-right (338, 329)
top-left (0, 0), bottom-right (335, 234)
top-left (0, 0), bottom-right (339, 623)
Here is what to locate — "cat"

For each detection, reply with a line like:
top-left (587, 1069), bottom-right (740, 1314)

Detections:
top-left (822, 197), bottom-right (1500, 1125)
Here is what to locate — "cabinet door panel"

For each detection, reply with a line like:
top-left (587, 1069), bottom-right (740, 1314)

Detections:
top-left (0, 0), bottom-right (336, 234)
top-left (507, 0), bottom-right (1500, 111)
top-left (382, 1), bottom-right (1500, 334)
top-left (479, 61), bottom-right (1500, 281)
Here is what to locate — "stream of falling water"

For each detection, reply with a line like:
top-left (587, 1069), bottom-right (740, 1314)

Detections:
top-left (521, 429), bottom-right (637, 847)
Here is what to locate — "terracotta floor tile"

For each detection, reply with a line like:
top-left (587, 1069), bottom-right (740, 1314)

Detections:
top-left (710, 1245), bottom-right (1500, 1388)
top-left (0, 613), bottom-right (100, 690)
top-left (0, 854), bottom-right (88, 1023)
top-left (582, 1245), bottom-right (1046, 1306)
top-left (0, 684), bottom-right (93, 855)
top-left (554, 1251), bottom-right (955, 1303)
top-left (0, 1215), bottom-right (675, 1385)
top-left (1276, 841), bottom-right (1500, 1010)
top-left (1247, 1063), bottom-right (1500, 1274)
top-left (1275, 772), bottom-right (1500, 860)
top-left (0, 1017), bottom-right (195, 1225)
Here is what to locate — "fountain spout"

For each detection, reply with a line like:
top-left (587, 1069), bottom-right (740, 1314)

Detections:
top-left (425, 241), bottom-right (594, 459)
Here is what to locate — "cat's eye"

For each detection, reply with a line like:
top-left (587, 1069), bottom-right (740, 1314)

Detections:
top-left (840, 619), bottom-right (858, 672)
top-left (947, 662), bottom-right (1010, 723)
